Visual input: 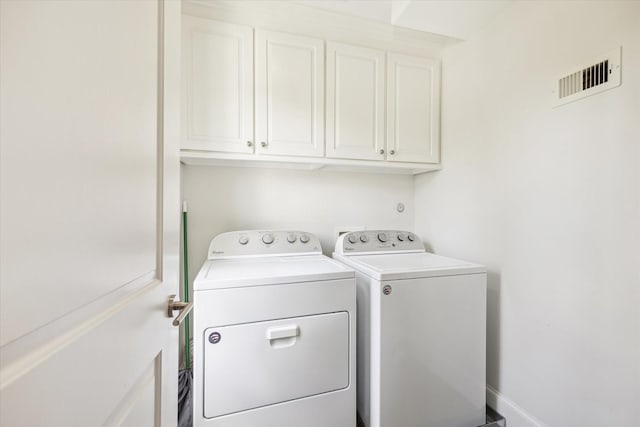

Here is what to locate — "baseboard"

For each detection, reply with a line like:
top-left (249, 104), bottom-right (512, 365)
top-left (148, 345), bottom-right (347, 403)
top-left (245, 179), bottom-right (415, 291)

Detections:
top-left (486, 385), bottom-right (549, 427)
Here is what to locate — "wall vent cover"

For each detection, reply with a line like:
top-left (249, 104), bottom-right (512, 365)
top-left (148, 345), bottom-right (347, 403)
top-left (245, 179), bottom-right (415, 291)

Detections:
top-left (553, 47), bottom-right (621, 107)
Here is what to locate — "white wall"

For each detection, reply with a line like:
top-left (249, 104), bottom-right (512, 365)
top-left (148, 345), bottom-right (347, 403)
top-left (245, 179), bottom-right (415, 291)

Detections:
top-left (182, 165), bottom-right (413, 284)
top-left (415, 2), bottom-right (640, 426)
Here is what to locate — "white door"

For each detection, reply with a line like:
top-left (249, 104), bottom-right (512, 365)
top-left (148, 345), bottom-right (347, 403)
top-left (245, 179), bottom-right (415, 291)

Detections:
top-left (255, 30), bottom-right (324, 158)
top-left (326, 42), bottom-right (385, 161)
top-left (387, 53), bottom-right (441, 164)
top-left (181, 16), bottom-right (254, 154)
top-left (0, 1), bottom-right (181, 426)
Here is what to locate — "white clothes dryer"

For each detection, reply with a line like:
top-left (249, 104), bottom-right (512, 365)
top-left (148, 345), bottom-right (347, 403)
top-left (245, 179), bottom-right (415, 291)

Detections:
top-left (193, 230), bottom-right (356, 427)
top-left (333, 230), bottom-right (486, 427)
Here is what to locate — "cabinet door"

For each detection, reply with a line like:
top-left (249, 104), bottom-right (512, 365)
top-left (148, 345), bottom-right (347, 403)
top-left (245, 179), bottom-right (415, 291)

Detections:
top-left (255, 30), bottom-right (324, 157)
top-left (326, 42), bottom-right (385, 161)
top-left (181, 17), bottom-right (253, 153)
top-left (387, 53), bottom-right (440, 163)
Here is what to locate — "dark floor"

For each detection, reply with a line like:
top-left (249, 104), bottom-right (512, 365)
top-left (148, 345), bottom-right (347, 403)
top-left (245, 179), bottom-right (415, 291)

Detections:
top-left (355, 406), bottom-right (506, 427)
top-left (485, 405), bottom-right (507, 426)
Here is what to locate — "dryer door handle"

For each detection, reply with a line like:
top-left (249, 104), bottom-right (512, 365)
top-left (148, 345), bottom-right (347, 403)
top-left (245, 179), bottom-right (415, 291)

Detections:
top-left (266, 325), bottom-right (300, 340)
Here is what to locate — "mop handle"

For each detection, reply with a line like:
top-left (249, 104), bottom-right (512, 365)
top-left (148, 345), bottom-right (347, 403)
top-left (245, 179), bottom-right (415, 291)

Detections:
top-left (182, 201), bottom-right (191, 370)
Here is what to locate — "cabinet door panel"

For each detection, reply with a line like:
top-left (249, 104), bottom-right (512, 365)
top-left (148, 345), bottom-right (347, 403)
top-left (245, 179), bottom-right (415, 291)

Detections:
top-left (327, 43), bottom-right (385, 161)
top-left (182, 17), bottom-right (253, 153)
top-left (256, 30), bottom-right (324, 157)
top-left (387, 53), bottom-right (440, 163)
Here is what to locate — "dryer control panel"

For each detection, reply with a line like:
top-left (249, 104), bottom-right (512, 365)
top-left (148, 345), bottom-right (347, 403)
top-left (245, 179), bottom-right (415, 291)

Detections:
top-left (208, 230), bottom-right (322, 259)
top-left (334, 230), bottom-right (424, 255)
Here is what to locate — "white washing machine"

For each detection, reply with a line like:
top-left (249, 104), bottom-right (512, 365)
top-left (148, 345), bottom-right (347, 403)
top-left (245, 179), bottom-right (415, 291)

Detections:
top-left (333, 230), bottom-right (486, 427)
top-left (193, 230), bottom-right (356, 427)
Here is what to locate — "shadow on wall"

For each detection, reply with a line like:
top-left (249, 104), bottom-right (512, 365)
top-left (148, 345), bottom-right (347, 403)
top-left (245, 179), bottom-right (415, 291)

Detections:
top-left (486, 271), bottom-right (502, 392)
top-left (423, 241), bottom-right (435, 253)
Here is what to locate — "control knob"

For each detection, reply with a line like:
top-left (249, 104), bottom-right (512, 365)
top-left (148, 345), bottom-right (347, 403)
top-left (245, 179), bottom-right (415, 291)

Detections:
top-left (262, 233), bottom-right (274, 245)
top-left (347, 235), bottom-right (357, 244)
top-left (407, 233), bottom-right (415, 242)
top-left (287, 234), bottom-right (297, 244)
top-left (397, 234), bottom-right (406, 242)
top-left (359, 234), bottom-right (369, 243)
top-left (238, 235), bottom-right (249, 245)
top-left (299, 234), bottom-right (310, 244)
top-left (377, 233), bottom-right (388, 243)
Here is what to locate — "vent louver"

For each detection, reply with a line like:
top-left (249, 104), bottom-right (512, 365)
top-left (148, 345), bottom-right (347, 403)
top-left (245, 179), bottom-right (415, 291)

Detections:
top-left (554, 47), bottom-right (621, 107)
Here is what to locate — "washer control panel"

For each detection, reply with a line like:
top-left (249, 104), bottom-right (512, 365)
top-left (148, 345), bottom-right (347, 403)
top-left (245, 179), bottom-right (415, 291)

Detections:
top-left (335, 230), bottom-right (424, 255)
top-left (208, 230), bottom-right (322, 259)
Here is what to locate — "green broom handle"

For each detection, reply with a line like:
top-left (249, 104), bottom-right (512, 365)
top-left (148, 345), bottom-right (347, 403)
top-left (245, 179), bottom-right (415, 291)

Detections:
top-left (182, 201), bottom-right (191, 370)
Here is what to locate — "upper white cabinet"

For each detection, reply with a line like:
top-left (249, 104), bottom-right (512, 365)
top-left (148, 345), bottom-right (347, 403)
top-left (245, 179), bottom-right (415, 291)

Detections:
top-left (181, 17), bottom-right (254, 153)
top-left (387, 53), bottom-right (440, 164)
top-left (179, 8), bottom-right (442, 174)
top-left (326, 42), bottom-right (385, 161)
top-left (255, 30), bottom-right (324, 158)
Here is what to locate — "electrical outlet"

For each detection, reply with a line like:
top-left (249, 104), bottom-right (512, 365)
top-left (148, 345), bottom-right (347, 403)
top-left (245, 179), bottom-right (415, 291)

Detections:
top-left (334, 226), bottom-right (365, 242)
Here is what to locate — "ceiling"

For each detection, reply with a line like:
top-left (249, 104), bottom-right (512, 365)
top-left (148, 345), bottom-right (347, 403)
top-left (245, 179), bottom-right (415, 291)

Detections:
top-left (296, 0), bottom-right (514, 40)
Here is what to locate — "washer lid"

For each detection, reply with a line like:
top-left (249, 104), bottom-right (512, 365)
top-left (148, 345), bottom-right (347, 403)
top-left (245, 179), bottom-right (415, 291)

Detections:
top-left (194, 255), bottom-right (354, 290)
top-left (334, 252), bottom-right (485, 281)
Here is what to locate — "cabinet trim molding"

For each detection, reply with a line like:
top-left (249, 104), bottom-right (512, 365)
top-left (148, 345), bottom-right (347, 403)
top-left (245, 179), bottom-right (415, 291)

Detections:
top-left (181, 150), bottom-right (441, 175)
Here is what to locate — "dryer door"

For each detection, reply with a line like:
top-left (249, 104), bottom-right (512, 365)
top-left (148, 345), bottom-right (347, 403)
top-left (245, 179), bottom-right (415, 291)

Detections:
top-left (203, 311), bottom-right (350, 418)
